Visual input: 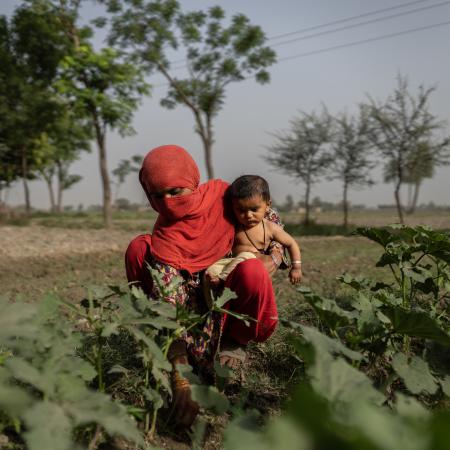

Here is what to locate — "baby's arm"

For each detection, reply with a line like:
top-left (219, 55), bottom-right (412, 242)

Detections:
top-left (266, 221), bottom-right (302, 284)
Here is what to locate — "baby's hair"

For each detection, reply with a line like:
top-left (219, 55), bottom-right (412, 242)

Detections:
top-left (230, 175), bottom-right (271, 202)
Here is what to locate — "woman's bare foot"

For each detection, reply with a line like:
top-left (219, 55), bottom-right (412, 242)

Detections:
top-left (218, 344), bottom-right (247, 370)
top-left (171, 356), bottom-right (200, 428)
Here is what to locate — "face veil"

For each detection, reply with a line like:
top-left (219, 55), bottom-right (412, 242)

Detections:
top-left (138, 145), bottom-right (234, 273)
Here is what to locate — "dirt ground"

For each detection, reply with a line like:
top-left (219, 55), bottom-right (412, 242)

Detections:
top-left (0, 225), bottom-right (133, 259)
top-left (0, 224), bottom-right (384, 304)
top-left (285, 209), bottom-right (450, 228)
top-left (0, 225), bottom-right (134, 301)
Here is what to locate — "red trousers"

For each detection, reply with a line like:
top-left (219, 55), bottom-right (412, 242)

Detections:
top-left (125, 235), bottom-right (278, 346)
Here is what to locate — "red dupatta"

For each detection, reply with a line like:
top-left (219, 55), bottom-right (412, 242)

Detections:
top-left (139, 145), bottom-right (234, 273)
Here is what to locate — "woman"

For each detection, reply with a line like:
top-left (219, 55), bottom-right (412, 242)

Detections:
top-left (125, 145), bottom-right (283, 427)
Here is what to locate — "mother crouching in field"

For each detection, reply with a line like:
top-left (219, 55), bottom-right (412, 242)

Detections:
top-left (125, 145), bottom-right (284, 427)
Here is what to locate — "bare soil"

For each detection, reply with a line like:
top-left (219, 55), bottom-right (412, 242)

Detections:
top-left (0, 225), bottom-right (136, 302)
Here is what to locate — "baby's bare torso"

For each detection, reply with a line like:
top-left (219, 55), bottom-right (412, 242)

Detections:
top-left (232, 219), bottom-right (275, 255)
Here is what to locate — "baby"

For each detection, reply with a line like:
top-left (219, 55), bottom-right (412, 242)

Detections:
top-left (206, 175), bottom-right (302, 286)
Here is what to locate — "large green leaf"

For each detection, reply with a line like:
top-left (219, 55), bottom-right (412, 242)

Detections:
top-left (126, 326), bottom-right (171, 370)
top-left (297, 324), bottom-right (364, 362)
top-left (393, 393), bottom-right (430, 420)
top-left (214, 287), bottom-right (237, 308)
top-left (338, 273), bottom-right (371, 291)
top-left (440, 376), bottom-right (450, 396)
top-left (190, 384), bottom-right (229, 414)
top-left (352, 293), bottom-right (385, 337)
top-left (298, 287), bottom-right (357, 329)
top-left (224, 412), bottom-right (310, 450)
top-left (23, 401), bottom-right (73, 450)
top-left (144, 387), bottom-right (163, 410)
top-left (381, 306), bottom-right (450, 346)
top-left (0, 299), bottom-right (38, 342)
top-left (392, 353), bottom-right (438, 395)
top-left (66, 390), bottom-right (143, 445)
top-left (0, 382), bottom-right (33, 417)
top-left (6, 357), bottom-right (54, 396)
top-left (348, 401), bottom-right (429, 450)
top-left (402, 265), bottom-right (433, 284)
top-left (151, 365), bottom-right (172, 394)
top-left (355, 227), bottom-right (398, 247)
top-left (309, 353), bottom-right (385, 407)
top-left (146, 300), bottom-right (177, 319)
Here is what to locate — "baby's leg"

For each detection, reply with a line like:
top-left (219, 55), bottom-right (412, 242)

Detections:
top-left (219, 252), bottom-right (256, 281)
top-left (206, 257), bottom-right (234, 284)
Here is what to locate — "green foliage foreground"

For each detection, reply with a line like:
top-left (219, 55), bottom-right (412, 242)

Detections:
top-left (1, 225), bottom-right (450, 449)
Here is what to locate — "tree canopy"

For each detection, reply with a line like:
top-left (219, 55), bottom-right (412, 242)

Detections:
top-left (367, 75), bottom-right (450, 223)
top-left (102, 0), bottom-right (276, 178)
top-left (266, 109), bottom-right (333, 225)
top-left (329, 108), bottom-right (375, 227)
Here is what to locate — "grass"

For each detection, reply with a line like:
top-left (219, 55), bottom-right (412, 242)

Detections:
top-left (0, 209), bottom-right (158, 231)
top-left (284, 222), bottom-right (355, 236)
top-left (3, 207), bottom-right (450, 233)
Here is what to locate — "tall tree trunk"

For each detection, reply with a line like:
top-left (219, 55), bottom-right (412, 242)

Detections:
top-left (157, 63), bottom-right (215, 180)
top-left (343, 182), bottom-right (349, 229)
top-left (406, 183), bottom-right (413, 211)
top-left (203, 137), bottom-right (214, 180)
top-left (304, 181), bottom-right (311, 226)
top-left (21, 147), bottom-right (31, 215)
top-left (394, 179), bottom-right (404, 224)
top-left (198, 116), bottom-right (214, 179)
top-left (56, 162), bottom-right (63, 213)
top-left (406, 181), bottom-right (421, 215)
top-left (43, 174), bottom-right (56, 212)
top-left (204, 115), bottom-right (214, 180)
top-left (92, 112), bottom-right (112, 228)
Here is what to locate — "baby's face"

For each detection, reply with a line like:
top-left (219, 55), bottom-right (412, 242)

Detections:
top-left (232, 195), bottom-right (269, 228)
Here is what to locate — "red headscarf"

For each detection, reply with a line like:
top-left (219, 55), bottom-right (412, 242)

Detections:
top-left (139, 145), bottom-right (234, 273)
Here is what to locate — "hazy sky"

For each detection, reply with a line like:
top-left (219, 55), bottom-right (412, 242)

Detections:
top-left (2, 0), bottom-right (450, 208)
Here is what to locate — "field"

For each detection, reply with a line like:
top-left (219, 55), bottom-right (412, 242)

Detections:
top-left (1, 210), bottom-right (449, 449)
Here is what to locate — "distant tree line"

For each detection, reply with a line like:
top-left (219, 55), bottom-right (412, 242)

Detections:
top-left (266, 75), bottom-right (450, 226)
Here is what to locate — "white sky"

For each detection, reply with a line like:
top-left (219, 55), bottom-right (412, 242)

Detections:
top-left (2, 0), bottom-right (450, 208)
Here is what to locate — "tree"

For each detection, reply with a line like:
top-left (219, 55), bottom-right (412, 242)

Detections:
top-left (57, 44), bottom-right (149, 227)
top-left (282, 194), bottom-right (294, 213)
top-left (265, 110), bottom-right (333, 225)
top-left (329, 108), bottom-right (376, 228)
top-left (0, 144), bottom-right (19, 209)
top-left (33, 107), bottom-right (91, 212)
top-left (103, 0), bottom-right (276, 179)
top-left (0, 3), bottom-right (75, 214)
top-left (384, 141), bottom-right (435, 214)
top-left (112, 154), bottom-right (142, 203)
top-left (367, 75), bottom-right (450, 223)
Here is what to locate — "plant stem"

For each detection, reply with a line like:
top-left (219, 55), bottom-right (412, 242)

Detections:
top-left (149, 385), bottom-right (160, 438)
top-left (144, 364), bottom-right (151, 434)
top-left (96, 337), bottom-right (104, 392)
top-left (388, 263), bottom-right (401, 285)
top-left (401, 269), bottom-right (408, 309)
top-left (88, 425), bottom-right (102, 450)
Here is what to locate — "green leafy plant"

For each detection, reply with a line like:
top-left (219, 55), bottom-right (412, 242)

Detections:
top-left (222, 226), bottom-right (450, 450)
top-left (297, 225), bottom-right (450, 403)
top-left (0, 295), bottom-right (142, 450)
